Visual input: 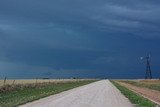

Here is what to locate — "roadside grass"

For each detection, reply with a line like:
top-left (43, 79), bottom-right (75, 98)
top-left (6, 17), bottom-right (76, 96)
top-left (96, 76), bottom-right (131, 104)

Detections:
top-left (111, 80), bottom-right (156, 107)
top-left (120, 80), bottom-right (160, 91)
top-left (0, 80), bottom-right (96, 107)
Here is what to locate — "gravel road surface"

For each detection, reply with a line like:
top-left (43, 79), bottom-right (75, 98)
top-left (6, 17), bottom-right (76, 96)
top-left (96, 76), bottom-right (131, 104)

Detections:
top-left (20, 80), bottom-right (133, 107)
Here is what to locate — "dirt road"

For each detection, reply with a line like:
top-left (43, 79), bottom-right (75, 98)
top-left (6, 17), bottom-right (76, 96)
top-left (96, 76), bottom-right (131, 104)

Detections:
top-left (20, 80), bottom-right (133, 107)
top-left (118, 82), bottom-right (160, 105)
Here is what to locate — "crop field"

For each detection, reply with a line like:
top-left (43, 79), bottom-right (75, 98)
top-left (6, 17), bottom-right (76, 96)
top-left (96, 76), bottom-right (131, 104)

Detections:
top-left (0, 79), bottom-right (90, 87)
top-left (139, 79), bottom-right (160, 84)
top-left (119, 79), bottom-right (160, 91)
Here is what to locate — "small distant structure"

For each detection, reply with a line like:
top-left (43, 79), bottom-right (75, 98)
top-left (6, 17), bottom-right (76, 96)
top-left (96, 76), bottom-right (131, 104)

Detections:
top-left (42, 77), bottom-right (50, 79)
top-left (140, 54), bottom-right (152, 79)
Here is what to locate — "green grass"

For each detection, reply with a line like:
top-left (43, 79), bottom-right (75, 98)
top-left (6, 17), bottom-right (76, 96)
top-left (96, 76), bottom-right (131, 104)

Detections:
top-left (121, 80), bottom-right (160, 91)
top-left (0, 80), bottom-right (96, 107)
top-left (111, 80), bottom-right (156, 107)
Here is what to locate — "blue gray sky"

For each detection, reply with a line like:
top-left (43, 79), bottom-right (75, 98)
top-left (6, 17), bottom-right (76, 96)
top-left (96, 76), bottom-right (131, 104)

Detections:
top-left (0, 0), bottom-right (160, 79)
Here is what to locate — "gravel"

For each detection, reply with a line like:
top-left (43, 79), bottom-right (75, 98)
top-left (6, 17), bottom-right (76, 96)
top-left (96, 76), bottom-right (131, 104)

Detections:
top-left (20, 80), bottom-right (133, 107)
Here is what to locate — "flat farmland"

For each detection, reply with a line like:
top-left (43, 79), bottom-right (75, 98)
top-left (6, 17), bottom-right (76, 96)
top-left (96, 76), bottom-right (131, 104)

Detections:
top-left (0, 79), bottom-right (89, 87)
top-left (119, 79), bottom-right (160, 91)
top-left (138, 79), bottom-right (160, 84)
top-left (1, 79), bottom-right (159, 107)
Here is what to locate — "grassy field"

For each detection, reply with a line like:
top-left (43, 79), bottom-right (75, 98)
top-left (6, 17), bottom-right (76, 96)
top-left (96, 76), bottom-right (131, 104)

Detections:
top-left (111, 80), bottom-right (156, 107)
top-left (119, 79), bottom-right (160, 91)
top-left (0, 79), bottom-right (96, 107)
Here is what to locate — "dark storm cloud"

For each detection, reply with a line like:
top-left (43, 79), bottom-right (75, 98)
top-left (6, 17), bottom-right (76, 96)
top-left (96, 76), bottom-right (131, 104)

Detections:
top-left (0, 0), bottom-right (160, 78)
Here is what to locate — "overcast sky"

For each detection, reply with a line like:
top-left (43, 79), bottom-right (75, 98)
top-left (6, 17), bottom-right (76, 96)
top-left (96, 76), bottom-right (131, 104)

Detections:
top-left (0, 0), bottom-right (160, 79)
